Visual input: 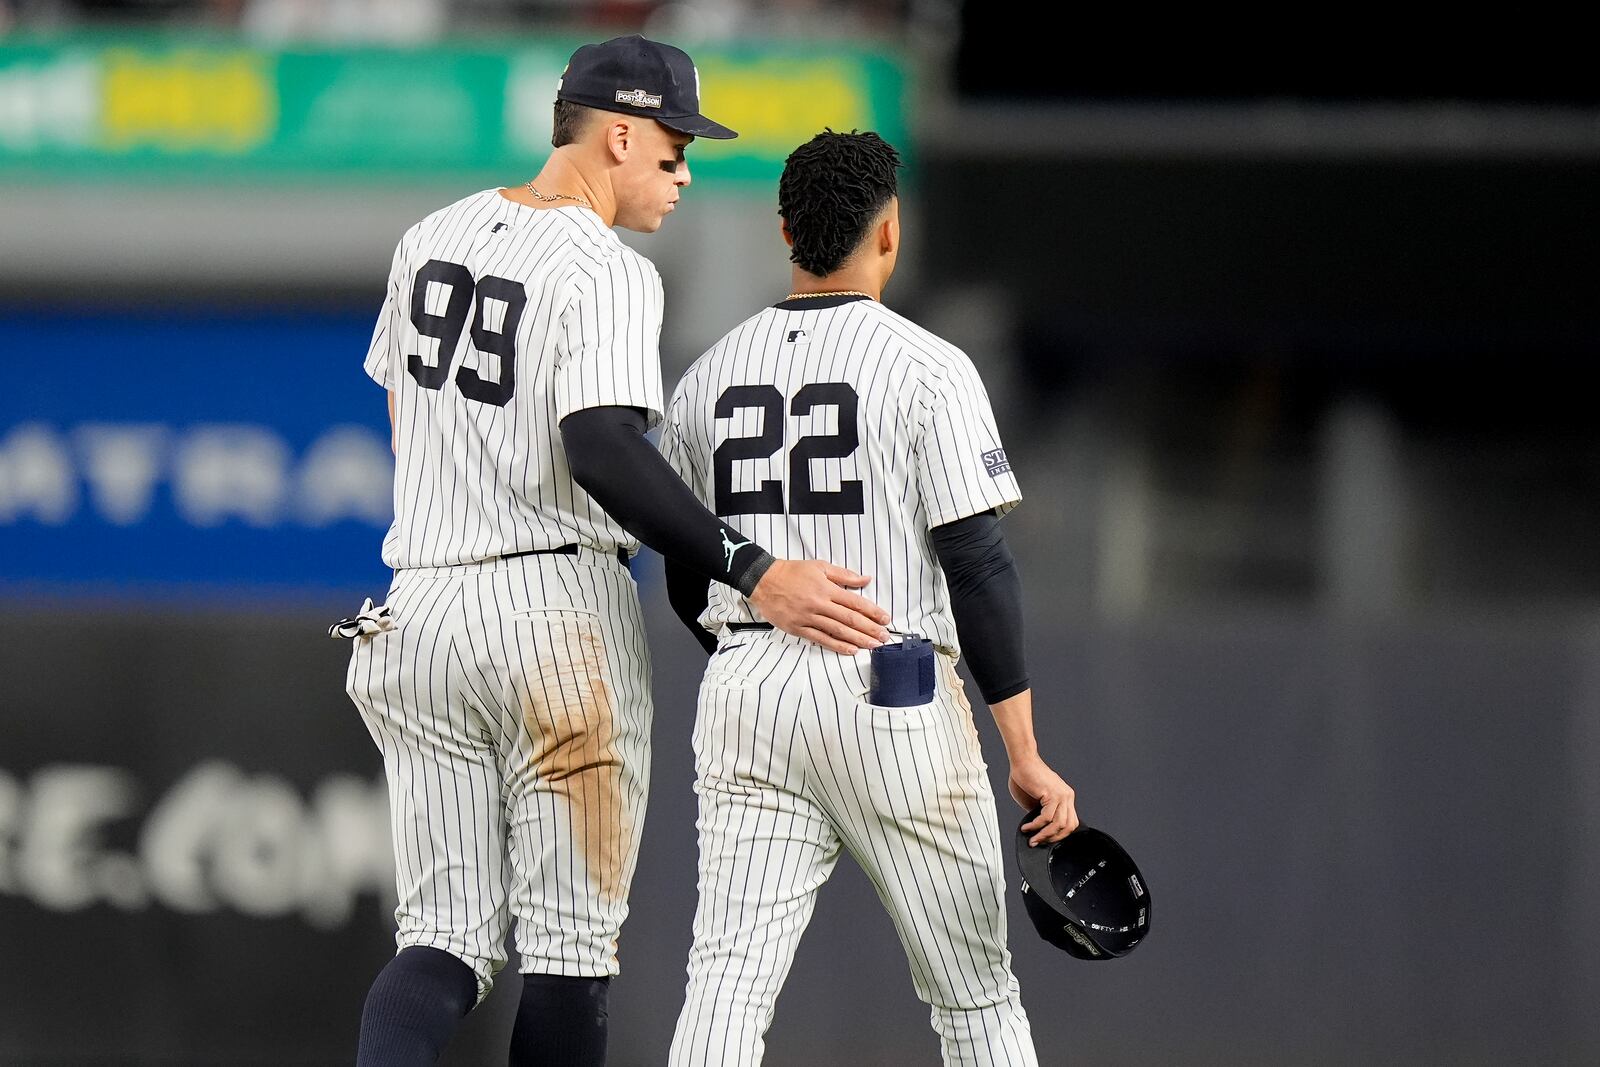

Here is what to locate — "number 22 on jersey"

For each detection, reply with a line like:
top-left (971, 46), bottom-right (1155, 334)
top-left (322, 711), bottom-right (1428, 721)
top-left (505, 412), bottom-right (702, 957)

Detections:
top-left (713, 383), bottom-right (863, 517)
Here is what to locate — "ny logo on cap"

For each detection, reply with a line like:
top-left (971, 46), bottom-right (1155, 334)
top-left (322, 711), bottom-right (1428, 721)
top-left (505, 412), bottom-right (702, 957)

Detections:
top-left (615, 88), bottom-right (663, 108)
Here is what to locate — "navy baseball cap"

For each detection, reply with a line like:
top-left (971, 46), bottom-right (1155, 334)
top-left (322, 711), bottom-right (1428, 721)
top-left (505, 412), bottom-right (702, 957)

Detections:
top-left (1016, 817), bottom-right (1151, 960)
top-left (557, 35), bottom-right (738, 140)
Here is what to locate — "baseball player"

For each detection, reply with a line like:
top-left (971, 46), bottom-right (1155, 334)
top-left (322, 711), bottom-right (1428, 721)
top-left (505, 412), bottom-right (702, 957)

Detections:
top-left (659, 131), bottom-right (1079, 1066)
top-left (341, 41), bottom-right (890, 1067)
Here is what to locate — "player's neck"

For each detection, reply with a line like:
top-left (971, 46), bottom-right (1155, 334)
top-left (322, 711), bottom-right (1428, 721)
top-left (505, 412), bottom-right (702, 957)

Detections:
top-left (788, 267), bottom-right (882, 302)
top-left (507, 155), bottom-right (613, 225)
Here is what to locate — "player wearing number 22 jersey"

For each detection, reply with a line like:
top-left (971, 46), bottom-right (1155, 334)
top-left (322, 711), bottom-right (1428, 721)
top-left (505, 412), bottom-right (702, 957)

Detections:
top-left (660, 132), bottom-right (1081, 1066)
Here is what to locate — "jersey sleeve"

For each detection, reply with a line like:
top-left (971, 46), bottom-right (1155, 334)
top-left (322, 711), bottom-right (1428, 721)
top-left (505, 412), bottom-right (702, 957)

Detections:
top-left (659, 378), bottom-right (707, 493)
top-left (914, 352), bottom-right (1022, 526)
top-left (554, 251), bottom-right (667, 428)
top-left (362, 236), bottom-right (406, 390)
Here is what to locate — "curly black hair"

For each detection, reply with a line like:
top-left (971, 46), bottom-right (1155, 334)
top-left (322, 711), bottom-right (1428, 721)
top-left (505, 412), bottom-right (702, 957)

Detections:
top-left (778, 130), bottom-right (903, 277)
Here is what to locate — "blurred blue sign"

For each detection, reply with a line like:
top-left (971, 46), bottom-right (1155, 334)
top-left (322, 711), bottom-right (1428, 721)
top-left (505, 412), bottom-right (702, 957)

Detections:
top-left (0, 308), bottom-right (394, 603)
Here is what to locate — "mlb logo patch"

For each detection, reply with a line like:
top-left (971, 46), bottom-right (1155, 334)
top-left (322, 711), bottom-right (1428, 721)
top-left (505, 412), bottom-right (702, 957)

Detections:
top-left (786, 329), bottom-right (808, 343)
top-left (982, 448), bottom-right (1011, 477)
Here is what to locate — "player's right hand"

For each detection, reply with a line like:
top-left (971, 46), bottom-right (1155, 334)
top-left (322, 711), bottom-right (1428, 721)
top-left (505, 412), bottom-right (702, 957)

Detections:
top-left (1011, 756), bottom-right (1079, 845)
top-left (749, 559), bottom-right (891, 654)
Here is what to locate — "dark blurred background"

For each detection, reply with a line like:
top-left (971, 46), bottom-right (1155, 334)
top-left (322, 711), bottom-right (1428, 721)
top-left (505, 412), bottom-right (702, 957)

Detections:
top-left (3, 3), bottom-right (1597, 1065)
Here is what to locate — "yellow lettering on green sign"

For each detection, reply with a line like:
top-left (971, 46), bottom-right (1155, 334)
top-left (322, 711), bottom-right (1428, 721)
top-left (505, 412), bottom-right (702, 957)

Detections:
top-left (697, 58), bottom-right (875, 156)
top-left (100, 49), bottom-right (275, 153)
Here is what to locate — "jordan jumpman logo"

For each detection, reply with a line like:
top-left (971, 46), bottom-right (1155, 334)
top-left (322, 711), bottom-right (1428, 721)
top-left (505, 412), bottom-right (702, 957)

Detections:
top-left (721, 529), bottom-right (752, 572)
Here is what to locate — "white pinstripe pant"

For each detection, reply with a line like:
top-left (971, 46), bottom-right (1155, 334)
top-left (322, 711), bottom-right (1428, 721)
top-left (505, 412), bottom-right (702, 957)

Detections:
top-left (345, 548), bottom-right (653, 1001)
top-left (668, 631), bottom-right (1038, 1067)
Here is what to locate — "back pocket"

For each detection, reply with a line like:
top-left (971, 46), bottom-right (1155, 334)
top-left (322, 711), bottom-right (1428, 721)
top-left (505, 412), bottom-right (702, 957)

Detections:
top-left (861, 699), bottom-right (945, 819)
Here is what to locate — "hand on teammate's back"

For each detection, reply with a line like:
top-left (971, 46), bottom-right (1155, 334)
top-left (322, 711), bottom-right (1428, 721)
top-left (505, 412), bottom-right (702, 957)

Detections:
top-left (749, 559), bottom-right (891, 654)
top-left (1011, 756), bottom-right (1080, 845)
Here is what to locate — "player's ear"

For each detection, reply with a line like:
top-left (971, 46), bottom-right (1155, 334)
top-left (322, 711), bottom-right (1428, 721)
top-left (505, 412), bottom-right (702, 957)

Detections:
top-left (604, 118), bottom-right (631, 164)
top-left (878, 203), bottom-right (899, 257)
top-left (779, 217), bottom-right (796, 248)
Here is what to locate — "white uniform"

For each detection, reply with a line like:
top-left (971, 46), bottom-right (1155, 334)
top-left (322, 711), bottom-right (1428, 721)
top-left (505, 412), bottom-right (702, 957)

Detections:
top-left (660, 295), bottom-right (1038, 1066)
top-left (344, 190), bottom-right (663, 999)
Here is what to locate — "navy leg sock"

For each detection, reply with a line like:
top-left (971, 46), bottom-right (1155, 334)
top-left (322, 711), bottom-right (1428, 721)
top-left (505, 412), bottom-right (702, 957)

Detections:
top-left (355, 946), bottom-right (478, 1067)
top-left (508, 973), bottom-right (611, 1067)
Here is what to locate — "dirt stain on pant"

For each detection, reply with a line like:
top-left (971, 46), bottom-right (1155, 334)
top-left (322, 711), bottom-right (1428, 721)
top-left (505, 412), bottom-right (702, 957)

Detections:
top-left (523, 616), bottom-right (631, 902)
top-left (940, 654), bottom-right (984, 762)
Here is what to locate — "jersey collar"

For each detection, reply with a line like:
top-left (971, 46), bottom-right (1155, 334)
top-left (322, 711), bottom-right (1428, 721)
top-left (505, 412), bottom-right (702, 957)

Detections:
top-left (771, 294), bottom-right (872, 311)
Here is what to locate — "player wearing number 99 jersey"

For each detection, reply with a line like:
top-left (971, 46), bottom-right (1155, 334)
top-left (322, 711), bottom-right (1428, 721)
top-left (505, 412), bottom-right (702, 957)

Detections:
top-left (339, 38), bottom-right (890, 1067)
top-left (660, 132), bottom-right (1080, 1066)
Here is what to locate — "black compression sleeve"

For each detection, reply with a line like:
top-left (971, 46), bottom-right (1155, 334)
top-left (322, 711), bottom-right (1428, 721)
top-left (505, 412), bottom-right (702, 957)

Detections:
top-left (559, 406), bottom-right (775, 596)
top-left (665, 555), bottom-right (718, 654)
top-left (930, 511), bottom-right (1029, 704)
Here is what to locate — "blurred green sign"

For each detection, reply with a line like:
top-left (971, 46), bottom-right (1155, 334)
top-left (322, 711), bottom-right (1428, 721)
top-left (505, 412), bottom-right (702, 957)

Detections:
top-left (0, 34), bottom-right (908, 185)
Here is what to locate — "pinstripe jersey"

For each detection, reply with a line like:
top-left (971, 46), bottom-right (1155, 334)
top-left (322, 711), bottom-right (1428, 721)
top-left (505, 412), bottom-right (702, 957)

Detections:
top-left (364, 190), bottom-right (665, 569)
top-left (664, 295), bottom-right (1038, 1065)
top-left (660, 295), bottom-right (1020, 652)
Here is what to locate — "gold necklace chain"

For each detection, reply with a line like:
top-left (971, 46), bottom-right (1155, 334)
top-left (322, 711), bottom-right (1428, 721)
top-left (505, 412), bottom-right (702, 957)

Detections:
top-left (525, 181), bottom-right (591, 207)
top-left (783, 290), bottom-right (872, 301)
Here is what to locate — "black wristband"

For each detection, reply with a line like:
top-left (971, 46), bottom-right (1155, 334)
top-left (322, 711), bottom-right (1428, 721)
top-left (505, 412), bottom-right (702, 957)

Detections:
top-left (732, 549), bottom-right (776, 598)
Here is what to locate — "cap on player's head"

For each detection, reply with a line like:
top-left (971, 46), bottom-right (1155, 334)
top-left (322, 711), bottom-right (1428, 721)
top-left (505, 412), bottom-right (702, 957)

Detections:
top-left (778, 130), bottom-right (903, 277)
top-left (551, 34), bottom-right (737, 148)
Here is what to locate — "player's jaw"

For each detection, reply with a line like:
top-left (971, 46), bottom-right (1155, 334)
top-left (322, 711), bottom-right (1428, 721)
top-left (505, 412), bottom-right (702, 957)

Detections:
top-left (615, 125), bottom-right (693, 233)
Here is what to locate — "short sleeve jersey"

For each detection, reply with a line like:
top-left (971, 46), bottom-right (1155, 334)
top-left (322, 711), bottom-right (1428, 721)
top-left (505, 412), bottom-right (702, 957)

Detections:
top-left (660, 296), bottom-right (1020, 654)
top-left (364, 191), bottom-right (665, 569)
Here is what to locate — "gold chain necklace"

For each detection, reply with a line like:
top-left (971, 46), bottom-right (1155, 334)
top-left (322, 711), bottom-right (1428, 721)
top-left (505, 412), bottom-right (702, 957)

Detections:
top-left (782, 290), bottom-right (872, 301)
top-left (525, 181), bottom-right (590, 207)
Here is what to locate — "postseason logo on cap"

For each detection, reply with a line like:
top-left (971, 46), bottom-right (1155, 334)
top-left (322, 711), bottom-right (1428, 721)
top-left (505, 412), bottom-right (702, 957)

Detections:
top-left (556, 35), bottom-right (738, 139)
top-left (615, 88), bottom-right (663, 109)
